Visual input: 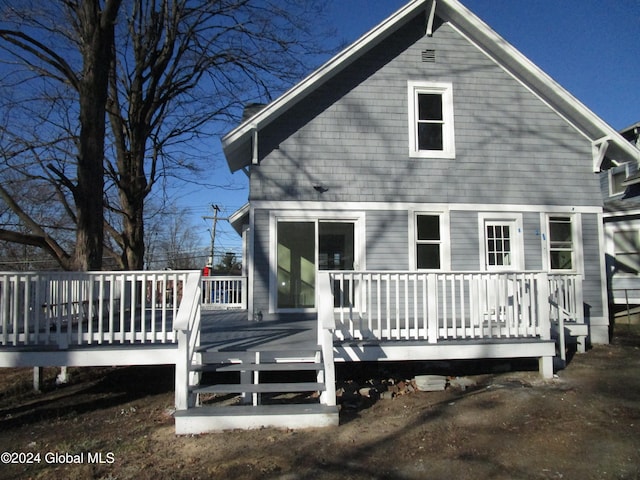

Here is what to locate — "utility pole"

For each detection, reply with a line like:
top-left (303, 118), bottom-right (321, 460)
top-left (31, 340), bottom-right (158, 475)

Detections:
top-left (203, 205), bottom-right (228, 268)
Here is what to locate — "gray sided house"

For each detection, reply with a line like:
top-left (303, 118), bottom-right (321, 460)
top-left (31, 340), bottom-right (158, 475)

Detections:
top-left (222, 0), bottom-right (640, 371)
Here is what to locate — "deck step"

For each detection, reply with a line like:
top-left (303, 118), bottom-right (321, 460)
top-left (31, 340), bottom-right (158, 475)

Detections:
top-left (214, 361), bottom-right (323, 372)
top-left (199, 352), bottom-right (320, 364)
top-left (193, 382), bottom-right (325, 395)
top-left (175, 404), bottom-right (339, 434)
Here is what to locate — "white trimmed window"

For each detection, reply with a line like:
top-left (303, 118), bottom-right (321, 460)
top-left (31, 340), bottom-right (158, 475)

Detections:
top-left (478, 213), bottom-right (524, 271)
top-left (548, 216), bottom-right (574, 270)
top-left (410, 211), bottom-right (450, 270)
top-left (408, 81), bottom-right (455, 158)
top-left (609, 164), bottom-right (629, 196)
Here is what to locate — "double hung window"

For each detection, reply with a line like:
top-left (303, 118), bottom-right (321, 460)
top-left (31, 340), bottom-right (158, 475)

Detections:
top-left (408, 81), bottom-right (455, 158)
top-left (548, 216), bottom-right (574, 271)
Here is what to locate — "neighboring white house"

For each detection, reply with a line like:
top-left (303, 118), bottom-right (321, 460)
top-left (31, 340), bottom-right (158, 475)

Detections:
top-left (601, 122), bottom-right (640, 307)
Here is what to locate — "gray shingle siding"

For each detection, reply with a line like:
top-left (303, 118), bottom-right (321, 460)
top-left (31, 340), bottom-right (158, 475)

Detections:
top-left (582, 213), bottom-right (605, 319)
top-left (248, 13), bottom-right (606, 327)
top-left (252, 15), bottom-right (600, 208)
top-left (365, 211), bottom-right (408, 270)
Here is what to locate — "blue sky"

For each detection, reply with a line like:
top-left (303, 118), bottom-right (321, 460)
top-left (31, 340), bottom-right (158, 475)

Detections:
top-left (194, 0), bottom-right (640, 262)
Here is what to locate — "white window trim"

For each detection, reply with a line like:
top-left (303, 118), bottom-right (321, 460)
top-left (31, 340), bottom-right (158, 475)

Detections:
top-left (608, 164), bottom-right (630, 197)
top-left (478, 213), bottom-right (524, 271)
top-left (541, 213), bottom-right (583, 274)
top-left (407, 81), bottom-right (456, 159)
top-left (408, 210), bottom-right (451, 270)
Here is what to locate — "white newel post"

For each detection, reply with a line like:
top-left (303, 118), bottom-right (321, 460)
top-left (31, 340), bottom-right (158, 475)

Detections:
top-left (175, 328), bottom-right (189, 410)
top-left (317, 272), bottom-right (336, 406)
top-left (427, 274), bottom-right (438, 344)
top-left (537, 272), bottom-right (554, 378)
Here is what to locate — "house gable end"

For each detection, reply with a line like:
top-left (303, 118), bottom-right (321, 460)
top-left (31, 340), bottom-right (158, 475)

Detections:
top-left (222, 0), bottom-right (639, 174)
top-left (250, 15), bottom-right (603, 207)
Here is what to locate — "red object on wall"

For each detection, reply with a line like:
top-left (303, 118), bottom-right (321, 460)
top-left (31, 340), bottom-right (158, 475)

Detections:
top-left (202, 266), bottom-right (210, 277)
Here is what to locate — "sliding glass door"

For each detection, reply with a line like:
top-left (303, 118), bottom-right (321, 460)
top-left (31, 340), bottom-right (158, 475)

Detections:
top-left (276, 219), bottom-right (356, 311)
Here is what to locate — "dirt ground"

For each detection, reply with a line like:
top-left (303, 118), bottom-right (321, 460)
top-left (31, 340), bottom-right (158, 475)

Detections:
top-left (1, 326), bottom-right (639, 480)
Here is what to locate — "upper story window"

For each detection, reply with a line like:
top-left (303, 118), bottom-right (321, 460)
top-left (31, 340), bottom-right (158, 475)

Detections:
top-left (609, 164), bottom-right (629, 196)
top-left (408, 81), bottom-right (455, 159)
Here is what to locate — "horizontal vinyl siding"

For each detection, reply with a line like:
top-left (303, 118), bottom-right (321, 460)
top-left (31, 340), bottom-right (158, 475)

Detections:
top-left (523, 213), bottom-right (543, 271)
top-left (581, 214), bottom-right (604, 318)
top-left (251, 209), bottom-right (271, 315)
top-left (450, 211), bottom-right (479, 270)
top-left (365, 211), bottom-right (409, 270)
top-left (253, 14), bottom-right (600, 209)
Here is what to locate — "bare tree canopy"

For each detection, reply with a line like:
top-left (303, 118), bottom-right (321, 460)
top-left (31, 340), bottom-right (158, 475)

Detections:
top-left (0, 0), bottom-right (335, 270)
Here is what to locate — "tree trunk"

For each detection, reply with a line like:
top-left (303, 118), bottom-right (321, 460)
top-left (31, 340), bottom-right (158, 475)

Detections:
top-left (72, 0), bottom-right (121, 271)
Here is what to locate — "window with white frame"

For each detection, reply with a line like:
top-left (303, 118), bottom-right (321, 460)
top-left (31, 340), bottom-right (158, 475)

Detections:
top-left (613, 229), bottom-right (640, 275)
top-left (415, 214), bottom-right (441, 269)
top-left (609, 165), bottom-right (629, 196)
top-left (408, 81), bottom-right (455, 158)
top-left (485, 223), bottom-right (513, 268)
top-left (548, 216), bottom-right (574, 271)
top-left (479, 213), bottom-right (524, 271)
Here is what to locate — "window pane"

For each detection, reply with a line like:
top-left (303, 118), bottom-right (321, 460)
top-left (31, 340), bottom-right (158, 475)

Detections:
top-left (549, 217), bottom-right (573, 270)
top-left (418, 93), bottom-right (443, 120)
top-left (417, 123), bottom-right (443, 150)
top-left (486, 223), bottom-right (512, 268)
top-left (417, 215), bottom-right (440, 241)
top-left (277, 222), bottom-right (315, 309)
top-left (550, 251), bottom-right (572, 270)
top-left (318, 222), bottom-right (354, 270)
top-left (550, 217), bottom-right (572, 243)
top-left (417, 244), bottom-right (440, 269)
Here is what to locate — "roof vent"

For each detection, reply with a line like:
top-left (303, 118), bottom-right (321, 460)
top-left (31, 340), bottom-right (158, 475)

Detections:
top-left (421, 49), bottom-right (436, 63)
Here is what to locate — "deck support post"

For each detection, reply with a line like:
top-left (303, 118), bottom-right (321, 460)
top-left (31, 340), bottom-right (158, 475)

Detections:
top-left (539, 356), bottom-right (553, 379)
top-left (33, 367), bottom-right (42, 392)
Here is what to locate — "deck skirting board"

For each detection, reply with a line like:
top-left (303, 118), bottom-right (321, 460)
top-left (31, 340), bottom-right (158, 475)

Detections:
top-left (0, 345), bottom-right (178, 368)
top-left (333, 340), bottom-right (556, 363)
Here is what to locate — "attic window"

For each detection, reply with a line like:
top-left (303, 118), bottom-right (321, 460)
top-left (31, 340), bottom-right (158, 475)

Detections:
top-left (421, 50), bottom-right (436, 62)
top-left (407, 81), bottom-right (455, 159)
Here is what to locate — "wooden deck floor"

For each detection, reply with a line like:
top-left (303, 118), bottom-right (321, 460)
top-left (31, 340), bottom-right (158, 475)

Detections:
top-left (199, 311), bottom-right (317, 352)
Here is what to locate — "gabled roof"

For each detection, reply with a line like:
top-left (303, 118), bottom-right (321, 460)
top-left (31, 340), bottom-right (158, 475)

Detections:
top-left (222, 0), bottom-right (640, 172)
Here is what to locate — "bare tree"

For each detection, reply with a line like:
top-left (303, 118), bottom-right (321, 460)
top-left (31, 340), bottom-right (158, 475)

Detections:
top-left (0, 0), bottom-right (122, 270)
top-left (144, 206), bottom-right (205, 270)
top-left (0, 0), bottom-right (334, 271)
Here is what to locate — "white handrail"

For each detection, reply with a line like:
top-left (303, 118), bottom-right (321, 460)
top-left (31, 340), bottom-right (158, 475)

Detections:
top-left (321, 271), bottom-right (581, 344)
top-left (0, 270), bottom-right (199, 348)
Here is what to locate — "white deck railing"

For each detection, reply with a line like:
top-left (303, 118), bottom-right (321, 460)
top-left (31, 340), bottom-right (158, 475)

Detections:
top-left (0, 270), bottom-right (201, 348)
top-left (318, 271), bottom-right (584, 344)
top-left (174, 272), bottom-right (202, 410)
top-left (201, 276), bottom-right (246, 309)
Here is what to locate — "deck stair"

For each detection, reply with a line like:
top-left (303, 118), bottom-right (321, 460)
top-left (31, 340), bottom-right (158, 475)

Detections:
top-left (174, 348), bottom-right (339, 434)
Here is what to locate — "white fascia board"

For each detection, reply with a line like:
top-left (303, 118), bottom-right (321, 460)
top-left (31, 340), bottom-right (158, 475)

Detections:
top-left (439, 0), bottom-right (640, 164)
top-left (221, 0), bottom-right (431, 154)
top-left (229, 203), bottom-right (250, 234)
